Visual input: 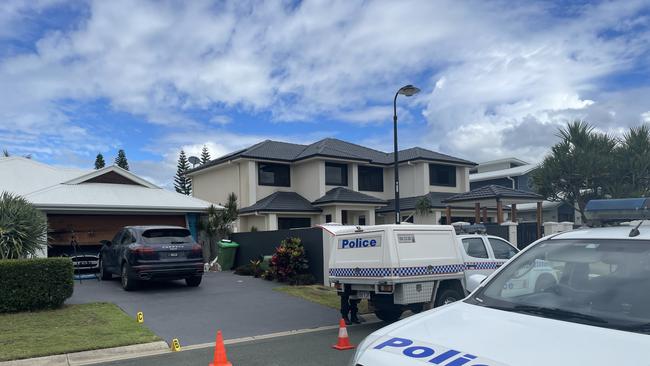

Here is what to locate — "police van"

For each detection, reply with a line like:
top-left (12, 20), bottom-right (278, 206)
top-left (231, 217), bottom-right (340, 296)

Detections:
top-left (325, 224), bottom-right (517, 322)
top-left (349, 198), bottom-right (650, 366)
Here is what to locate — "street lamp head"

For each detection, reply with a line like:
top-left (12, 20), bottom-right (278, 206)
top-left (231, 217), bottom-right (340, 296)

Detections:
top-left (398, 84), bottom-right (420, 97)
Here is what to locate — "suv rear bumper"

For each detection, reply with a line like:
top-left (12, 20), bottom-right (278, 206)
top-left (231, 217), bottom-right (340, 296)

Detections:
top-left (131, 262), bottom-right (204, 280)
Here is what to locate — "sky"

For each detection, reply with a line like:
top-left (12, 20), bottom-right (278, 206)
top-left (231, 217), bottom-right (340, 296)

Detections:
top-left (1, 0), bottom-right (650, 188)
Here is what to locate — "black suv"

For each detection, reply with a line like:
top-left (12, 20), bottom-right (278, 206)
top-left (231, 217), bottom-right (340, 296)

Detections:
top-left (99, 226), bottom-right (204, 290)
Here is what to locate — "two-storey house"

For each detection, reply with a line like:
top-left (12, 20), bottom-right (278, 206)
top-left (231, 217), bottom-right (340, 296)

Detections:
top-left (188, 138), bottom-right (478, 231)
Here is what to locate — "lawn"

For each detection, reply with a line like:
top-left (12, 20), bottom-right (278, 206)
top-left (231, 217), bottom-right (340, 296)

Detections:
top-left (0, 302), bottom-right (160, 361)
top-left (274, 285), bottom-right (370, 314)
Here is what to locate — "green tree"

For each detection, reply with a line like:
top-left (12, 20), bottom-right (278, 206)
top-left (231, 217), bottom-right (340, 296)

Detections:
top-left (612, 125), bottom-right (650, 198)
top-left (198, 194), bottom-right (239, 261)
top-left (114, 149), bottom-right (129, 170)
top-left (415, 196), bottom-right (433, 217)
top-left (174, 150), bottom-right (192, 195)
top-left (200, 145), bottom-right (211, 164)
top-left (0, 192), bottom-right (48, 259)
top-left (533, 121), bottom-right (617, 222)
top-left (94, 153), bottom-right (106, 169)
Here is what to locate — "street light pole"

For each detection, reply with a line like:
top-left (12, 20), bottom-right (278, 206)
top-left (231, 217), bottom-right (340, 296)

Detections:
top-left (393, 84), bottom-right (420, 224)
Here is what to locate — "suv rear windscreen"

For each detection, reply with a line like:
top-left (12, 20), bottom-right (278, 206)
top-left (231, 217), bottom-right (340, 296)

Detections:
top-left (142, 229), bottom-right (191, 240)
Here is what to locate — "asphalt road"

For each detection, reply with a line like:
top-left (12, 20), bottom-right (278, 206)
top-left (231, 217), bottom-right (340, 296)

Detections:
top-left (69, 271), bottom-right (339, 345)
top-left (97, 322), bottom-right (384, 366)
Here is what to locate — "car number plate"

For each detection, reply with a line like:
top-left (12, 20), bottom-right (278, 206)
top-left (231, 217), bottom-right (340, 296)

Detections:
top-left (168, 252), bottom-right (178, 257)
top-left (356, 291), bottom-right (371, 300)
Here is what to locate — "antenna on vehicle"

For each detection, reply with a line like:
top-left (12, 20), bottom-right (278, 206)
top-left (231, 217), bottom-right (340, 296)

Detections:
top-left (188, 156), bottom-right (200, 168)
top-left (629, 220), bottom-right (644, 237)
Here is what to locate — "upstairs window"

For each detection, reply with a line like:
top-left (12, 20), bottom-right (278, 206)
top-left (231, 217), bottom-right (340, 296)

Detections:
top-left (429, 164), bottom-right (456, 187)
top-left (358, 166), bottom-right (383, 192)
top-left (325, 162), bottom-right (348, 186)
top-left (258, 163), bottom-right (290, 187)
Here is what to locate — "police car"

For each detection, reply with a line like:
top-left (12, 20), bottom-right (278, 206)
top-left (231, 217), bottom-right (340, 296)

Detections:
top-left (350, 198), bottom-right (650, 365)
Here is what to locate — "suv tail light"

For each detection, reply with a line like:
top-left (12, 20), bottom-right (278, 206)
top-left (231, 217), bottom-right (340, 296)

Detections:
top-left (191, 244), bottom-right (202, 253)
top-left (130, 245), bottom-right (154, 255)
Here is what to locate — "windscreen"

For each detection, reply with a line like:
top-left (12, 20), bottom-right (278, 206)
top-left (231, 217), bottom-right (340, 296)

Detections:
top-left (470, 238), bottom-right (650, 334)
top-left (141, 229), bottom-right (192, 244)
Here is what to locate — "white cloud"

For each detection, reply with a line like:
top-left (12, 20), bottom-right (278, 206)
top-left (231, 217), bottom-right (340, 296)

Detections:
top-left (1, 0), bottom-right (650, 177)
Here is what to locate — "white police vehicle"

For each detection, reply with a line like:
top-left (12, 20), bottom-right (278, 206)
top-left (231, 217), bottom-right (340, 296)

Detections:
top-left (325, 224), bottom-right (518, 322)
top-left (350, 198), bottom-right (650, 365)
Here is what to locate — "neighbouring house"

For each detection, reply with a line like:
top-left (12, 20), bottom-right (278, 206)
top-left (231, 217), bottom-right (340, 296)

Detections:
top-left (0, 157), bottom-right (214, 257)
top-left (187, 138), bottom-right (492, 231)
top-left (469, 157), bottom-right (578, 224)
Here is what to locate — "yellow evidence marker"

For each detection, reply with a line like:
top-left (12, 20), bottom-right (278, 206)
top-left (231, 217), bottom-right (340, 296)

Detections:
top-left (137, 311), bottom-right (144, 323)
top-left (171, 338), bottom-right (182, 352)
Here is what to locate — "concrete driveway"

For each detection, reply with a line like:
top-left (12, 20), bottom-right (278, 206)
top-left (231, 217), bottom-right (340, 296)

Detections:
top-left (69, 272), bottom-right (339, 345)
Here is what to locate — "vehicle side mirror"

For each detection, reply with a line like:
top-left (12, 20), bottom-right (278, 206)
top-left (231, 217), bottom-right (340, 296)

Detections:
top-left (100, 240), bottom-right (112, 247)
top-left (466, 274), bottom-right (488, 293)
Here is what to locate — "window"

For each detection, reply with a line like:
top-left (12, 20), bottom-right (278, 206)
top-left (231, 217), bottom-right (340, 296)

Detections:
top-left (120, 230), bottom-right (135, 245)
top-left (429, 164), bottom-right (456, 187)
top-left (325, 162), bottom-right (348, 186)
top-left (278, 217), bottom-right (311, 230)
top-left (462, 238), bottom-right (489, 258)
top-left (342, 210), bottom-right (348, 225)
top-left (358, 166), bottom-right (383, 192)
top-left (488, 238), bottom-right (518, 259)
top-left (358, 215), bottom-right (366, 225)
top-left (325, 214), bottom-right (332, 223)
top-left (258, 163), bottom-right (290, 187)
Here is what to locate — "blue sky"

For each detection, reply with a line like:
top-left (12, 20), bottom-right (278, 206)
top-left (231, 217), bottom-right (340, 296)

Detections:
top-left (1, 0), bottom-right (650, 188)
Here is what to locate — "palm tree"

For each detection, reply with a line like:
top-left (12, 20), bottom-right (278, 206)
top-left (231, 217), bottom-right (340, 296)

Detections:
top-left (0, 192), bottom-right (48, 259)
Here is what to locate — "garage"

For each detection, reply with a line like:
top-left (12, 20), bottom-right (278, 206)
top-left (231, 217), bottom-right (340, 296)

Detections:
top-left (0, 157), bottom-right (217, 257)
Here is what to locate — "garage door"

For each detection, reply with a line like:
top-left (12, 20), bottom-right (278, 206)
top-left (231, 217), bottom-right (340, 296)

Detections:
top-left (47, 214), bottom-right (187, 247)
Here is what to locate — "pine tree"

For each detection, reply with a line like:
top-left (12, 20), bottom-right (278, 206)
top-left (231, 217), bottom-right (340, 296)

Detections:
top-left (115, 149), bottom-right (129, 170)
top-left (174, 149), bottom-right (192, 195)
top-left (200, 145), bottom-right (211, 164)
top-left (94, 153), bottom-right (106, 169)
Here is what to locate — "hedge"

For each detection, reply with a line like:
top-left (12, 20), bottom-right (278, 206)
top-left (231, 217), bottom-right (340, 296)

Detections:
top-left (0, 258), bottom-right (74, 313)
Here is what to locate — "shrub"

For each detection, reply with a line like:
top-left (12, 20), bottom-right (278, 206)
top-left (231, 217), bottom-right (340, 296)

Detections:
top-left (0, 192), bottom-right (48, 259)
top-left (0, 258), bottom-right (74, 313)
top-left (290, 273), bottom-right (316, 286)
top-left (266, 237), bottom-right (309, 283)
top-left (234, 264), bottom-right (254, 276)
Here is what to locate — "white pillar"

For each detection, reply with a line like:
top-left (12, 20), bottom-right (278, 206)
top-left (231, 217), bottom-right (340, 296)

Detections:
top-left (367, 209), bottom-right (376, 225)
top-left (434, 210), bottom-right (442, 225)
top-left (501, 221), bottom-right (518, 247)
top-left (334, 207), bottom-right (343, 223)
top-left (267, 213), bottom-right (278, 230)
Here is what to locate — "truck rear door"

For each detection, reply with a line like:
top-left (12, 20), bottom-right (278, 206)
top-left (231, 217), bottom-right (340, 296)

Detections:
top-left (394, 229), bottom-right (463, 276)
top-left (331, 231), bottom-right (386, 278)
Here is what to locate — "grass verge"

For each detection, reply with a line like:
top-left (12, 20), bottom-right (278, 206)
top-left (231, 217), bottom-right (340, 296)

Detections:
top-left (274, 285), bottom-right (370, 314)
top-left (0, 302), bottom-right (160, 361)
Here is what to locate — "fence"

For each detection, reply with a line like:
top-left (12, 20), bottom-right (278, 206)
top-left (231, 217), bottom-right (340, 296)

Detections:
top-left (230, 227), bottom-right (325, 284)
top-left (484, 223), bottom-right (509, 241)
top-left (517, 222), bottom-right (542, 249)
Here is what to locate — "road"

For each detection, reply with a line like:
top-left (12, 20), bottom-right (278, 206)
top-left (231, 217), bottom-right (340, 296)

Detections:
top-left (97, 322), bottom-right (384, 366)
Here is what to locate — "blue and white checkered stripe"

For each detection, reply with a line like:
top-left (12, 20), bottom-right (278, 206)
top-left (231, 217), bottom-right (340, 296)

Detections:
top-left (329, 264), bottom-right (465, 278)
top-left (464, 261), bottom-right (504, 270)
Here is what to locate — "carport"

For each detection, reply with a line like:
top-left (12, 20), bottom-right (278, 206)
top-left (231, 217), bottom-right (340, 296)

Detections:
top-left (442, 185), bottom-right (544, 239)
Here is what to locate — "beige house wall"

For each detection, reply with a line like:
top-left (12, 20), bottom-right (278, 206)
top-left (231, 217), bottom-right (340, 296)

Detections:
top-left (294, 160), bottom-right (325, 202)
top-left (191, 164), bottom-right (240, 206)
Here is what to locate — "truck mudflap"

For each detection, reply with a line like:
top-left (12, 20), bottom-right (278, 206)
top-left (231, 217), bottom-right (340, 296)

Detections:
top-left (329, 263), bottom-right (465, 278)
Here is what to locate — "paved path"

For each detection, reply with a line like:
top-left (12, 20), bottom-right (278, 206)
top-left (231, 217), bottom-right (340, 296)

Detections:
top-left (69, 272), bottom-right (339, 345)
top-left (96, 322), bottom-right (384, 366)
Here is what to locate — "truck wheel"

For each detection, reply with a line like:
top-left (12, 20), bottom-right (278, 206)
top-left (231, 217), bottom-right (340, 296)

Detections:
top-left (435, 288), bottom-right (462, 307)
top-left (121, 263), bottom-right (137, 291)
top-left (408, 303), bottom-right (424, 314)
top-left (99, 258), bottom-right (111, 280)
top-left (186, 276), bottom-right (202, 287)
top-left (374, 305), bottom-right (403, 322)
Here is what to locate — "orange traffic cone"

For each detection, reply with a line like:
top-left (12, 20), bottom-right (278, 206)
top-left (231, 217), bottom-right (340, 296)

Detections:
top-left (209, 330), bottom-right (233, 366)
top-left (332, 318), bottom-right (355, 350)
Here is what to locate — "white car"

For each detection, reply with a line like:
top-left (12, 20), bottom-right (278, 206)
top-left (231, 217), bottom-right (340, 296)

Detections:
top-left (351, 201), bottom-right (650, 365)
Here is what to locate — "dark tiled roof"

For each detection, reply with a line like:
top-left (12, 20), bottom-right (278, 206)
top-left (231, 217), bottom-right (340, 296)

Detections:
top-left (188, 138), bottom-right (476, 174)
top-left (239, 192), bottom-right (322, 214)
top-left (442, 185), bottom-right (543, 203)
top-left (312, 187), bottom-right (387, 205)
top-left (376, 192), bottom-right (458, 213)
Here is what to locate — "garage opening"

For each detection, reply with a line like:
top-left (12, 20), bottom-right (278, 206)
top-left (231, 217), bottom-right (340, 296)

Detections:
top-left (277, 217), bottom-right (311, 230)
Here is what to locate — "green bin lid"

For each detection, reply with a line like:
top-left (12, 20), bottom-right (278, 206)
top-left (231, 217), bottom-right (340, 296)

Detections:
top-left (218, 239), bottom-right (239, 248)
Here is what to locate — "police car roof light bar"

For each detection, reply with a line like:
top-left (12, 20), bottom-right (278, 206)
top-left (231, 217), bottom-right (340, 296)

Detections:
top-left (584, 198), bottom-right (650, 226)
